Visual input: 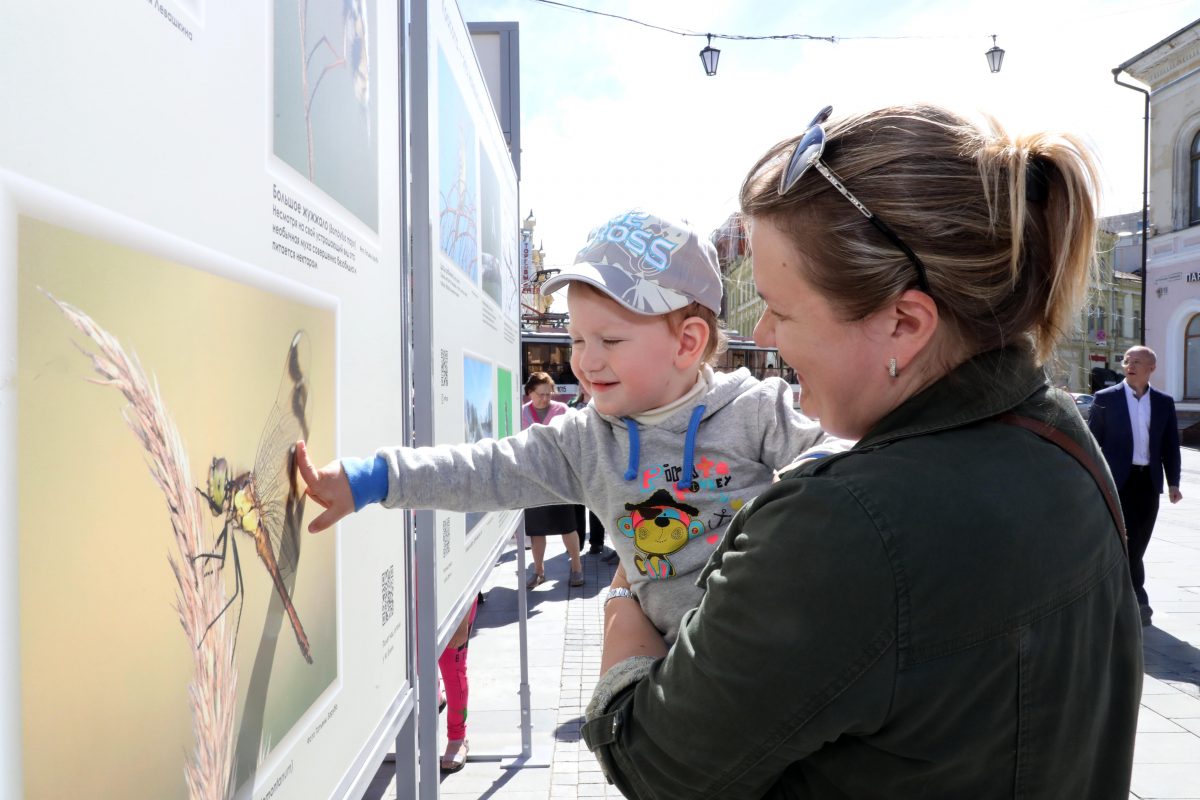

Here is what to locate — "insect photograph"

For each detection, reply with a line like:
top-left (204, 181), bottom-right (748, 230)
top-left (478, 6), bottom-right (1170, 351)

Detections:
top-left (195, 331), bottom-right (314, 664)
top-left (17, 215), bottom-right (337, 798)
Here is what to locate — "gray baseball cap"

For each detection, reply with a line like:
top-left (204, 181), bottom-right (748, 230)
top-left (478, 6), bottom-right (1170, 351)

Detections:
top-left (540, 210), bottom-right (722, 316)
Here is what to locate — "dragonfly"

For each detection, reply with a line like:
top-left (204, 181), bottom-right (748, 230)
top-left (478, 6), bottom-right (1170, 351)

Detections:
top-left (194, 331), bottom-right (313, 664)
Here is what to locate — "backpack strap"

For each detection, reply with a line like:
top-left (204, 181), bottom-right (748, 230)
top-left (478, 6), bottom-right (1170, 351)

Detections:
top-left (996, 412), bottom-right (1127, 551)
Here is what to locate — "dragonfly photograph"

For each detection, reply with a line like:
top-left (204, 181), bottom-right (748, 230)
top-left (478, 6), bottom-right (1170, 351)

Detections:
top-left (16, 214), bottom-right (337, 799)
top-left (196, 330), bottom-right (314, 665)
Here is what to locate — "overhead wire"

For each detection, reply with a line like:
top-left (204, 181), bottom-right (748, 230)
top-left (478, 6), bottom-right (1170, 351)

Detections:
top-left (527, 0), bottom-right (971, 43)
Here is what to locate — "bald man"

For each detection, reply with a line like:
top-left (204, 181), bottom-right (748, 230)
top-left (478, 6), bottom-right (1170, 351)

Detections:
top-left (1088, 346), bottom-right (1183, 626)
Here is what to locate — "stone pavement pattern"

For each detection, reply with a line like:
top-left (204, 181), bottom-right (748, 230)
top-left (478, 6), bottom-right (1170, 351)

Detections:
top-left (1131, 445), bottom-right (1200, 800)
top-left (365, 447), bottom-right (1200, 799)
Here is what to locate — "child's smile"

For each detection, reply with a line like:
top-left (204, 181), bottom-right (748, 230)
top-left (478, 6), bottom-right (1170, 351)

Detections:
top-left (566, 284), bottom-right (699, 418)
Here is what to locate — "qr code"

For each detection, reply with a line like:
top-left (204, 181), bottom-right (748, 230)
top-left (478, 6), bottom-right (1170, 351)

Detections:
top-left (439, 349), bottom-right (449, 387)
top-left (381, 565), bottom-right (394, 626)
top-left (441, 517), bottom-right (451, 557)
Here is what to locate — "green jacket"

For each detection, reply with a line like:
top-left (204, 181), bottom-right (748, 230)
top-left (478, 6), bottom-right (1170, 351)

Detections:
top-left (583, 346), bottom-right (1142, 799)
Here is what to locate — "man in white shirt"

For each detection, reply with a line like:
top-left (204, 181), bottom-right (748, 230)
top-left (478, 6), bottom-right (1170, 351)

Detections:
top-left (1088, 346), bottom-right (1183, 626)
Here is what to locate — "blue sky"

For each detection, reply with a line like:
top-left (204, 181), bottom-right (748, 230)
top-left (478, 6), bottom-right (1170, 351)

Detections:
top-left (459, 0), bottom-right (1199, 275)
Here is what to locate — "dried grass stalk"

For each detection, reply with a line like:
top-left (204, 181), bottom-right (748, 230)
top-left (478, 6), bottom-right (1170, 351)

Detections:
top-left (49, 294), bottom-right (237, 800)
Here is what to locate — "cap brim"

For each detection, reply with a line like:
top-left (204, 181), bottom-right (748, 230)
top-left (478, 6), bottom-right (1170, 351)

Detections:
top-left (540, 261), bottom-right (693, 316)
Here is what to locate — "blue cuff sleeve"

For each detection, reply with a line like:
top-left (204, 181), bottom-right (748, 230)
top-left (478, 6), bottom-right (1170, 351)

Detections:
top-left (343, 454), bottom-right (390, 511)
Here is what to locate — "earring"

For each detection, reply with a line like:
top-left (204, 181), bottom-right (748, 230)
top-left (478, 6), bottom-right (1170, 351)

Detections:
top-left (887, 357), bottom-right (898, 378)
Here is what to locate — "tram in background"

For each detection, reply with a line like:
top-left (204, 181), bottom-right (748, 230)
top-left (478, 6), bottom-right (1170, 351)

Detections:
top-left (519, 329), bottom-right (801, 408)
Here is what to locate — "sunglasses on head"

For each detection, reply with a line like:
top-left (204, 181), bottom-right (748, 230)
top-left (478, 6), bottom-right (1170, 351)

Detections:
top-left (777, 106), bottom-right (932, 295)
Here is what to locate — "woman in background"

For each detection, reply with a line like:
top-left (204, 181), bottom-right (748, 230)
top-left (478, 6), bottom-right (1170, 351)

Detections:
top-left (521, 372), bottom-right (583, 588)
top-left (568, 386), bottom-right (609, 559)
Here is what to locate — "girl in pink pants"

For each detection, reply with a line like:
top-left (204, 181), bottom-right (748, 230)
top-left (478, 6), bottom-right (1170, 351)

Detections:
top-left (438, 595), bottom-right (479, 773)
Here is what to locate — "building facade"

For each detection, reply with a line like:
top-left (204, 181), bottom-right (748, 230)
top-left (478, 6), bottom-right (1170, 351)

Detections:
top-left (710, 213), bottom-right (764, 339)
top-left (1047, 216), bottom-right (1143, 392)
top-left (1119, 20), bottom-right (1200, 420)
top-left (714, 212), bottom-right (1143, 396)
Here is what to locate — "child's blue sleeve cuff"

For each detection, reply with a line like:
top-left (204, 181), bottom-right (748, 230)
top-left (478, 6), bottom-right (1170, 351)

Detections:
top-left (343, 454), bottom-right (389, 511)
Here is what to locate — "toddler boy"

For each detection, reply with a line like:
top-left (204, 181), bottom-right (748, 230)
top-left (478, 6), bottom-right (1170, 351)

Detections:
top-left (298, 210), bottom-right (844, 642)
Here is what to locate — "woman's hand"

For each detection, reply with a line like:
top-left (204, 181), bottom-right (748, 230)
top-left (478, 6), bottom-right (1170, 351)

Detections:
top-left (602, 570), bottom-right (667, 673)
top-left (295, 440), bottom-right (354, 533)
top-left (609, 563), bottom-right (630, 591)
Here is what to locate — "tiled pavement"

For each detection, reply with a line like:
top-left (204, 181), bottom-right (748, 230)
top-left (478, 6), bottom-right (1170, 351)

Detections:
top-left (1131, 445), bottom-right (1200, 800)
top-left (366, 446), bottom-right (1200, 799)
top-left (363, 537), bottom-right (619, 800)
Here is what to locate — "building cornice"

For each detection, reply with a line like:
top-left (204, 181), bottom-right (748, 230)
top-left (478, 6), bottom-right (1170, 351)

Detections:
top-left (1123, 21), bottom-right (1200, 88)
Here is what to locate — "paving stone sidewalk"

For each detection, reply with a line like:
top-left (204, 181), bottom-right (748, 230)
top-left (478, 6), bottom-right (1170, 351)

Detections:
top-left (1130, 446), bottom-right (1200, 800)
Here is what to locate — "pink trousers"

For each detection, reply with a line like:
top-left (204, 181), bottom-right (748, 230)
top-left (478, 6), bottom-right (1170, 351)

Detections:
top-left (438, 597), bottom-right (479, 741)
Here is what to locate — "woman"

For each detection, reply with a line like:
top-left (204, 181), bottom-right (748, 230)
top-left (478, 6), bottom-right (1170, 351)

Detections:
top-left (567, 386), bottom-right (609, 557)
top-left (521, 372), bottom-right (583, 588)
top-left (583, 105), bottom-right (1142, 798)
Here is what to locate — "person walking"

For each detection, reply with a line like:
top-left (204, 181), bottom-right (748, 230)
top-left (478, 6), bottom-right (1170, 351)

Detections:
top-left (1088, 345), bottom-right (1183, 626)
top-left (520, 372), bottom-right (584, 588)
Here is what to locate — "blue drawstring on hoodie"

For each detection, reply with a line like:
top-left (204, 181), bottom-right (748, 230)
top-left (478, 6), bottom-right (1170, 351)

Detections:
top-left (622, 417), bottom-right (641, 480)
top-left (621, 405), bottom-right (707, 492)
top-left (676, 405), bottom-right (706, 491)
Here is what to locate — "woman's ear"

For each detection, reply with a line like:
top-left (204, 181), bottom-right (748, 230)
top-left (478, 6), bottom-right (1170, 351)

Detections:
top-left (674, 316), bottom-right (711, 369)
top-left (873, 289), bottom-right (939, 369)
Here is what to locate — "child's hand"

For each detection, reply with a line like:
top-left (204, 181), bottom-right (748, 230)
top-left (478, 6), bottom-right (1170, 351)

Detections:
top-left (295, 440), bottom-right (354, 533)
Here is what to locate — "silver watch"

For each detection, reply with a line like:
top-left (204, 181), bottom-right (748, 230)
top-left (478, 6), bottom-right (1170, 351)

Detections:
top-left (605, 587), bottom-right (635, 606)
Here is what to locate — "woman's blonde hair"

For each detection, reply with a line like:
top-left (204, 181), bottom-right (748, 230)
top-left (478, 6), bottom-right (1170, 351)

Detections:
top-left (739, 104), bottom-right (1100, 362)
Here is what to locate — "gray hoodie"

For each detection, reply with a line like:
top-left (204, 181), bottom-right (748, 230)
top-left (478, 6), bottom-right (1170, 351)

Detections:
top-left (373, 368), bottom-right (832, 642)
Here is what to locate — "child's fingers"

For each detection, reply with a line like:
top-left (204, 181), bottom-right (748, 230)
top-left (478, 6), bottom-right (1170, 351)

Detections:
top-left (296, 439), bottom-right (354, 533)
top-left (295, 440), bottom-right (321, 488)
top-left (309, 505), bottom-right (342, 534)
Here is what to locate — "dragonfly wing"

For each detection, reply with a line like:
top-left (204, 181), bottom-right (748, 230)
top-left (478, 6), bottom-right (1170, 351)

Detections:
top-left (251, 331), bottom-right (311, 580)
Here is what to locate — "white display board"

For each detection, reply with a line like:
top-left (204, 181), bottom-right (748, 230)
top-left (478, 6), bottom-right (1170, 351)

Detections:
top-left (408, 0), bottom-right (523, 793)
top-left (413, 0), bottom-right (522, 637)
top-left (0, 1), bottom-right (412, 798)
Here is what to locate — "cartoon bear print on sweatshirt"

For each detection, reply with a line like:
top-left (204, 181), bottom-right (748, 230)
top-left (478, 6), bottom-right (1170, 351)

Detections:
top-left (617, 489), bottom-right (706, 579)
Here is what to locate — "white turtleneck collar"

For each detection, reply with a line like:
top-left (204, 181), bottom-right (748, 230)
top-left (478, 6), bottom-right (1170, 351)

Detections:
top-left (631, 365), bottom-right (713, 427)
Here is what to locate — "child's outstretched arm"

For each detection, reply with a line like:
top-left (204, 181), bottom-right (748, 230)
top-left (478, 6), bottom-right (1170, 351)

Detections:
top-left (296, 440), bottom-right (355, 533)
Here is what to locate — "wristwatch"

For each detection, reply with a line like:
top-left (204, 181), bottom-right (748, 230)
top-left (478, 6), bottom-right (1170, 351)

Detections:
top-left (605, 587), bottom-right (635, 607)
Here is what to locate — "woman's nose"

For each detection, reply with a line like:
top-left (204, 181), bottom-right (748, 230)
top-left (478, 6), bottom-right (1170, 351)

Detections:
top-left (753, 312), bottom-right (774, 346)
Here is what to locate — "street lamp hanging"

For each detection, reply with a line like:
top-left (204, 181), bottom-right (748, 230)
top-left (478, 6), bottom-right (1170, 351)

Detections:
top-left (700, 34), bottom-right (720, 77)
top-left (985, 34), bottom-right (1005, 73)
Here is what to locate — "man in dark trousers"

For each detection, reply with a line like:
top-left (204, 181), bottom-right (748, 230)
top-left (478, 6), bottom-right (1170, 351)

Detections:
top-left (1088, 346), bottom-right (1183, 626)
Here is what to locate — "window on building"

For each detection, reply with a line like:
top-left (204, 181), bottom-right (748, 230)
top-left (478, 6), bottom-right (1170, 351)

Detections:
top-left (1087, 305), bottom-right (1096, 334)
top-left (1193, 131), bottom-right (1200, 226)
top-left (1186, 313), bottom-right (1200, 401)
top-left (1133, 309), bottom-right (1142, 340)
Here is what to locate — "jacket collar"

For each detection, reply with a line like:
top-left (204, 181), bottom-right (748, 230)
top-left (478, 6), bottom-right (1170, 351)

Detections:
top-left (856, 345), bottom-right (1048, 450)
